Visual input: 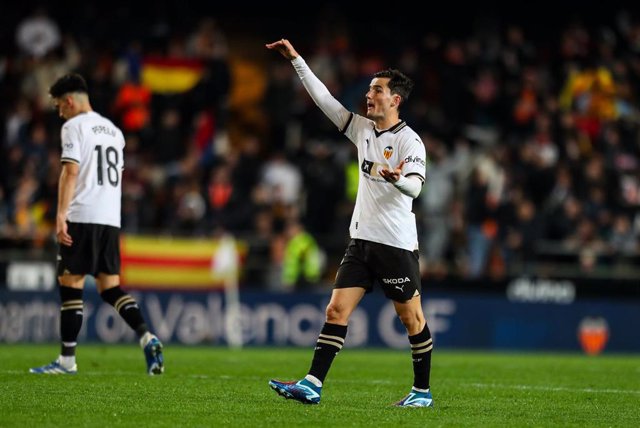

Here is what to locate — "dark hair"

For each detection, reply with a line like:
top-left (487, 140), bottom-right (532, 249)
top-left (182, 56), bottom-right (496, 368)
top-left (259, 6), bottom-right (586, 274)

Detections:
top-left (373, 69), bottom-right (414, 105)
top-left (49, 73), bottom-right (88, 98)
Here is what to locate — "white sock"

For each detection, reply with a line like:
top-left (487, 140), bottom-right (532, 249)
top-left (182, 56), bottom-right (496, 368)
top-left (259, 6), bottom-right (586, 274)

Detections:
top-left (139, 332), bottom-right (153, 348)
top-left (412, 386), bottom-right (430, 393)
top-left (59, 355), bottom-right (76, 368)
top-left (305, 374), bottom-right (322, 388)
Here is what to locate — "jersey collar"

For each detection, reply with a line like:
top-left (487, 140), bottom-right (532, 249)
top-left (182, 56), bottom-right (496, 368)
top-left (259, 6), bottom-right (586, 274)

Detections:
top-left (374, 120), bottom-right (406, 138)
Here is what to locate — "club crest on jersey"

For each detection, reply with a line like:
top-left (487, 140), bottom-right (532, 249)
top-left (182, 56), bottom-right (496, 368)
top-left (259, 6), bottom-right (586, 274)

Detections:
top-left (383, 146), bottom-right (393, 159)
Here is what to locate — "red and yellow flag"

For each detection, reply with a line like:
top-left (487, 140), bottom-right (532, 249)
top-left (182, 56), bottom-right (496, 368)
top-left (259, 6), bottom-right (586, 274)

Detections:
top-left (141, 57), bottom-right (204, 94)
top-left (121, 235), bottom-right (245, 290)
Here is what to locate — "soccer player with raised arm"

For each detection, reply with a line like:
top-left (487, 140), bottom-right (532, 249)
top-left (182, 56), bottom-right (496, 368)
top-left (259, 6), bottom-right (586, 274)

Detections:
top-left (266, 39), bottom-right (433, 407)
top-left (30, 73), bottom-right (164, 375)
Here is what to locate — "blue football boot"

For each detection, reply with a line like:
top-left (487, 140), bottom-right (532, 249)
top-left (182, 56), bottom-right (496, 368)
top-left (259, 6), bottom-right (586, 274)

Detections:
top-left (30, 359), bottom-right (77, 374)
top-left (143, 335), bottom-right (164, 375)
top-left (269, 378), bottom-right (321, 404)
top-left (394, 388), bottom-right (434, 407)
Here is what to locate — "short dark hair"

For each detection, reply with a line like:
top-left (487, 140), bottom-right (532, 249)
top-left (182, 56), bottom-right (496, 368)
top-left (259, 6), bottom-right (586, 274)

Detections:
top-left (49, 73), bottom-right (88, 98)
top-left (373, 69), bottom-right (414, 105)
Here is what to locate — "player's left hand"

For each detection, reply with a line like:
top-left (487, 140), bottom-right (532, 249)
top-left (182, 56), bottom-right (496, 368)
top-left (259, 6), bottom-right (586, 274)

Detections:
top-left (379, 160), bottom-right (405, 183)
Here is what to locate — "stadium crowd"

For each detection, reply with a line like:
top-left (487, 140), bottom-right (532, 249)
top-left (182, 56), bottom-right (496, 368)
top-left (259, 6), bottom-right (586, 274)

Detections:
top-left (1, 4), bottom-right (639, 288)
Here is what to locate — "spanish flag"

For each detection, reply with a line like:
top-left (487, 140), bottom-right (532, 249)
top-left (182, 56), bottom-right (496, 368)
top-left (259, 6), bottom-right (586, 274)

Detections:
top-left (121, 235), bottom-right (245, 290)
top-left (141, 57), bottom-right (204, 94)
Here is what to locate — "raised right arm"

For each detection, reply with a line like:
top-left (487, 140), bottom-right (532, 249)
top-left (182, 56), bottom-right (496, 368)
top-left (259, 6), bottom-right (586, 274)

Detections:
top-left (266, 38), bottom-right (351, 131)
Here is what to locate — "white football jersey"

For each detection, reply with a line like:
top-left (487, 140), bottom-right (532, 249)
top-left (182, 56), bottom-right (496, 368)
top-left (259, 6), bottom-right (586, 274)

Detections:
top-left (60, 111), bottom-right (124, 228)
top-left (343, 114), bottom-right (426, 251)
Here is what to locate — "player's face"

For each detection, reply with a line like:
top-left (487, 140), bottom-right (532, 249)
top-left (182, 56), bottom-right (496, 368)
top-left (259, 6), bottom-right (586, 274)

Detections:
top-left (366, 77), bottom-right (399, 121)
top-left (52, 95), bottom-right (72, 120)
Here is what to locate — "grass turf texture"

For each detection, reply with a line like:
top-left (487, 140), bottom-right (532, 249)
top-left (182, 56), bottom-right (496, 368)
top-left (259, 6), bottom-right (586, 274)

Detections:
top-left (1, 345), bottom-right (638, 427)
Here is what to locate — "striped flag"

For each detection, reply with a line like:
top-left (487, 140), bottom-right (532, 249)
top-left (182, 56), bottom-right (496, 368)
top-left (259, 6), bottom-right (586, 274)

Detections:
top-left (121, 235), bottom-right (245, 290)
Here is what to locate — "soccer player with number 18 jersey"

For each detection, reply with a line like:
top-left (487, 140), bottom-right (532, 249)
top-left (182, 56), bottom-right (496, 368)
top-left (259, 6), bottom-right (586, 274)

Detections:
top-left (29, 73), bottom-right (164, 376)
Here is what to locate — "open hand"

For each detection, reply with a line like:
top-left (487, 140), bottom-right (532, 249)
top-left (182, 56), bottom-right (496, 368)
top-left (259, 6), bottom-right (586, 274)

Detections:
top-left (379, 160), bottom-right (405, 183)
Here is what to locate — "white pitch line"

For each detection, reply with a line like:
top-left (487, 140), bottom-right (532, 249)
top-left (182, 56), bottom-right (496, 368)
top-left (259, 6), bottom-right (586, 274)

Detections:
top-left (464, 382), bottom-right (640, 395)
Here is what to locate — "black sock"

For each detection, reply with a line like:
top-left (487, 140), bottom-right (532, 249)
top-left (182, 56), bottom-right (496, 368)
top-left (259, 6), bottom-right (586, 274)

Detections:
top-left (308, 323), bottom-right (347, 383)
top-left (59, 286), bottom-right (84, 357)
top-left (409, 324), bottom-right (433, 390)
top-left (100, 286), bottom-right (148, 338)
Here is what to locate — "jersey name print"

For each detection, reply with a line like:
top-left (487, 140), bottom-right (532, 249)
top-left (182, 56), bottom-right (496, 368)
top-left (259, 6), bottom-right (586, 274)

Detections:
top-left (61, 111), bottom-right (124, 228)
top-left (91, 125), bottom-right (117, 137)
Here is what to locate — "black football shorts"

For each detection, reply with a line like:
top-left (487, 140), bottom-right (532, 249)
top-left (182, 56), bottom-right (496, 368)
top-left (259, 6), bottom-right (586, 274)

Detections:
top-left (57, 222), bottom-right (121, 277)
top-left (334, 239), bottom-right (421, 302)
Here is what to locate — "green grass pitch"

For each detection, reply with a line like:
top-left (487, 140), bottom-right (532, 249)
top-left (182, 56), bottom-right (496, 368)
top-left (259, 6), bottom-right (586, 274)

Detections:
top-left (0, 345), bottom-right (638, 427)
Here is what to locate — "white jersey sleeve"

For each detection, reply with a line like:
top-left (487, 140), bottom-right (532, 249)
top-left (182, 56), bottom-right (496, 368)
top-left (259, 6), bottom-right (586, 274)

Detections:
top-left (61, 111), bottom-right (124, 228)
top-left (291, 56), bottom-right (352, 131)
top-left (61, 124), bottom-right (82, 164)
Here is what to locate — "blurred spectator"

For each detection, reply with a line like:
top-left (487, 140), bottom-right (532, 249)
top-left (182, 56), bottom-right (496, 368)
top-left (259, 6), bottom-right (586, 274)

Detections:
top-left (546, 196), bottom-right (583, 241)
top-left (464, 167), bottom-right (498, 278)
top-left (173, 177), bottom-right (207, 234)
top-left (419, 136), bottom-right (455, 277)
top-left (205, 161), bottom-right (254, 233)
top-left (439, 40), bottom-right (471, 140)
top-left (500, 196), bottom-right (542, 274)
top-left (15, 6), bottom-right (61, 59)
top-left (608, 213), bottom-right (638, 255)
top-left (301, 140), bottom-right (344, 236)
top-left (243, 208), bottom-right (279, 287)
top-left (186, 16), bottom-right (231, 136)
top-left (20, 36), bottom-right (81, 111)
top-left (565, 218), bottom-right (607, 272)
top-left (280, 219), bottom-right (324, 290)
top-left (112, 77), bottom-right (151, 134)
top-left (4, 97), bottom-right (32, 148)
top-left (542, 166), bottom-right (574, 216)
top-left (260, 150), bottom-right (303, 207)
top-left (262, 61), bottom-right (296, 152)
top-left (153, 107), bottom-right (186, 164)
top-left (231, 133), bottom-right (263, 195)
